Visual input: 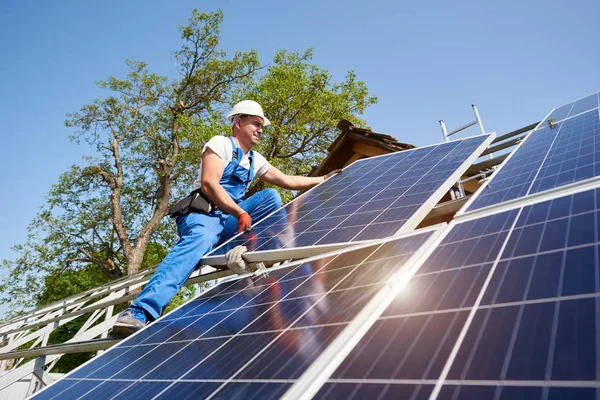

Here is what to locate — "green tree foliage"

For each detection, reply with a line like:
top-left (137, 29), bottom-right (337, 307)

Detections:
top-left (0, 10), bottom-right (376, 320)
top-left (0, 10), bottom-right (259, 317)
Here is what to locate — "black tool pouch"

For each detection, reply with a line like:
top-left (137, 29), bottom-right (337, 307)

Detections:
top-left (168, 190), bottom-right (214, 218)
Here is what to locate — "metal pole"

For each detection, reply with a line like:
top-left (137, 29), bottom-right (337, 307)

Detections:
top-left (439, 120), bottom-right (449, 142)
top-left (457, 179), bottom-right (466, 198)
top-left (472, 104), bottom-right (485, 135)
top-left (472, 104), bottom-right (493, 159)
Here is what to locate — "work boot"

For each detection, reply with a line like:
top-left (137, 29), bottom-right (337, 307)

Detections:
top-left (110, 307), bottom-right (148, 337)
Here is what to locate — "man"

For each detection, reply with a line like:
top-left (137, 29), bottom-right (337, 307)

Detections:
top-left (112, 100), bottom-right (337, 336)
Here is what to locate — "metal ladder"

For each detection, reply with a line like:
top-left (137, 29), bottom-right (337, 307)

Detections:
top-left (439, 104), bottom-right (489, 199)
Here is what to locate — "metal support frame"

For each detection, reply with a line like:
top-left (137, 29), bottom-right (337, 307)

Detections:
top-left (0, 264), bottom-right (239, 399)
top-left (439, 105), bottom-right (489, 199)
top-left (439, 105), bottom-right (486, 142)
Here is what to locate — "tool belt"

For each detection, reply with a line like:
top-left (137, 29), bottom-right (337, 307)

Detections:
top-left (168, 190), bottom-right (214, 218)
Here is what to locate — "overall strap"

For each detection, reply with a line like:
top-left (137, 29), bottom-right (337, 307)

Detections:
top-left (229, 137), bottom-right (243, 162)
top-left (229, 137), bottom-right (254, 183)
top-left (247, 149), bottom-right (255, 182)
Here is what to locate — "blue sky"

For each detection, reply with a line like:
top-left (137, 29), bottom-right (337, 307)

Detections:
top-left (1, 0), bottom-right (599, 316)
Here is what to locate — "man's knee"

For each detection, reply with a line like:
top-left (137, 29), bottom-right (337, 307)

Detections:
top-left (263, 188), bottom-right (282, 209)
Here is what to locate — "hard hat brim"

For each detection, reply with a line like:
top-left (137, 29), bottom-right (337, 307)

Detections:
top-left (226, 112), bottom-right (271, 127)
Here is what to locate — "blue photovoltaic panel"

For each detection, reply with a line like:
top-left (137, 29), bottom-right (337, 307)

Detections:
top-left (319, 188), bottom-right (600, 399)
top-left (545, 92), bottom-right (599, 122)
top-left (466, 105), bottom-right (600, 212)
top-left (440, 188), bottom-right (600, 398)
top-left (208, 135), bottom-right (491, 257)
top-left (529, 108), bottom-right (600, 193)
top-left (32, 231), bottom-right (434, 399)
top-left (317, 209), bottom-right (519, 399)
top-left (566, 93), bottom-right (599, 118)
top-left (465, 123), bottom-right (562, 211)
top-left (545, 102), bottom-right (573, 123)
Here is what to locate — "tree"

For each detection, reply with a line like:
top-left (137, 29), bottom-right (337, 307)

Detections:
top-left (0, 11), bottom-right (377, 319)
top-left (0, 10), bottom-right (260, 316)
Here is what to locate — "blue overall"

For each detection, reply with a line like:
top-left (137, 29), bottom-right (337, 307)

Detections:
top-left (131, 137), bottom-right (282, 322)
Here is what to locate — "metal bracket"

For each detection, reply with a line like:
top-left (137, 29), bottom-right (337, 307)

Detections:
top-left (251, 262), bottom-right (269, 279)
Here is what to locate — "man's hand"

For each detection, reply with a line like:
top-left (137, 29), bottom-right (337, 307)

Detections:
top-left (237, 212), bottom-right (252, 233)
top-left (324, 169), bottom-right (343, 180)
top-left (225, 245), bottom-right (249, 275)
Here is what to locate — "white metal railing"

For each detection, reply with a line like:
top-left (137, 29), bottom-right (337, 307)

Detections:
top-left (0, 265), bottom-right (235, 398)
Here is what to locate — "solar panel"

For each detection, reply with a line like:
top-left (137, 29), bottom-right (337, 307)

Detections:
top-left (29, 94), bottom-right (600, 400)
top-left (545, 102), bottom-right (573, 123)
top-left (202, 134), bottom-right (494, 265)
top-left (464, 97), bottom-right (600, 213)
top-left (529, 109), bottom-right (600, 193)
top-left (545, 92), bottom-right (599, 123)
top-left (462, 124), bottom-right (562, 211)
top-left (318, 188), bottom-right (600, 399)
top-left (31, 228), bottom-right (439, 399)
top-left (316, 209), bottom-right (519, 399)
top-left (437, 188), bottom-right (600, 398)
top-left (566, 93), bottom-right (599, 118)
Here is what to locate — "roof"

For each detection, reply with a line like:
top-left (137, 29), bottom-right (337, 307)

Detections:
top-left (309, 119), bottom-right (415, 177)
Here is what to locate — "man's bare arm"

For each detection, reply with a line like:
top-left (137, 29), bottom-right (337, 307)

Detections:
top-left (260, 166), bottom-right (325, 190)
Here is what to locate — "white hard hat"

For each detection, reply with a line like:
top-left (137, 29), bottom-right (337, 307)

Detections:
top-left (226, 100), bottom-right (271, 127)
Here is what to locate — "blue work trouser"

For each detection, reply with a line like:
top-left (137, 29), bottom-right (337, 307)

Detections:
top-left (133, 188), bottom-right (282, 321)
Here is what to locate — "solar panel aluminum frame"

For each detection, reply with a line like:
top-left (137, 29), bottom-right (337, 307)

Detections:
top-left (279, 223), bottom-right (451, 400)
top-left (201, 133), bottom-right (496, 267)
top-left (199, 239), bottom-right (378, 267)
top-left (458, 106), bottom-right (600, 218)
top-left (29, 224), bottom-right (448, 400)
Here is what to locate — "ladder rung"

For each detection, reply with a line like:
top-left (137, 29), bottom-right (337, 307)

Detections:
top-left (447, 120), bottom-right (478, 136)
top-left (481, 136), bottom-right (521, 156)
top-left (492, 122), bottom-right (539, 144)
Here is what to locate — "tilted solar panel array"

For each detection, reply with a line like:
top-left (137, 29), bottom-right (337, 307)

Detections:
top-left (319, 189), bottom-right (600, 399)
top-left (206, 134), bottom-right (493, 259)
top-left (31, 93), bottom-right (600, 400)
top-left (465, 92), bottom-right (600, 212)
top-left (31, 229), bottom-right (437, 399)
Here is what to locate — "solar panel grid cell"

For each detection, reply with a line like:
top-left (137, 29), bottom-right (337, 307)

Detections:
top-left (567, 93), bottom-right (599, 118)
top-left (545, 102), bottom-right (574, 123)
top-left (545, 92), bottom-right (599, 123)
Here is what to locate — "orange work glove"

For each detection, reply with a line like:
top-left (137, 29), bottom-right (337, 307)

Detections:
top-left (237, 212), bottom-right (252, 233)
top-left (324, 169), bottom-right (343, 180)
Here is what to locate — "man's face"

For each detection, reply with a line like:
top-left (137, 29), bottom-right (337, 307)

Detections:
top-left (235, 115), bottom-right (264, 148)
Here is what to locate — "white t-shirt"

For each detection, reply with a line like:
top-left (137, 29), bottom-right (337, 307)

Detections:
top-left (192, 136), bottom-right (272, 191)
